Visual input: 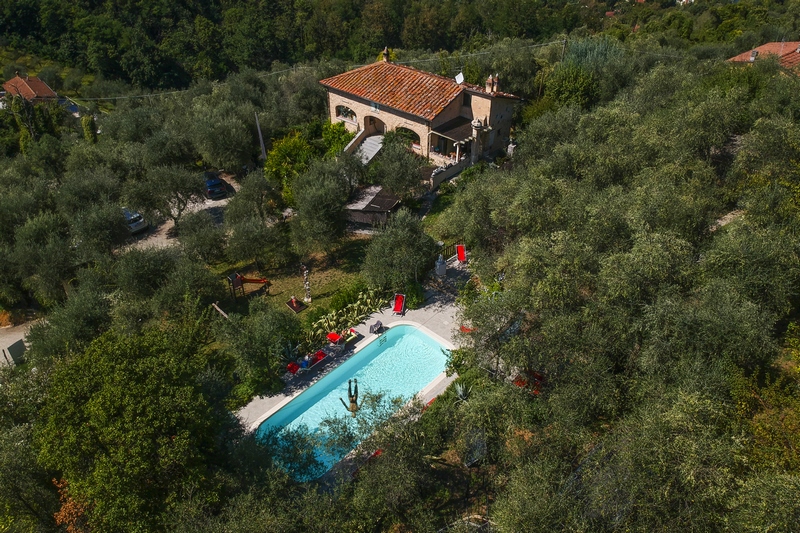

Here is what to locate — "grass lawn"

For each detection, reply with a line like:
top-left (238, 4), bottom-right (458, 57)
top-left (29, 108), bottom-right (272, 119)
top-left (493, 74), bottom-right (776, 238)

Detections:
top-left (210, 234), bottom-right (371, 318)
top-left (422, 188), bottom-right (457, 243)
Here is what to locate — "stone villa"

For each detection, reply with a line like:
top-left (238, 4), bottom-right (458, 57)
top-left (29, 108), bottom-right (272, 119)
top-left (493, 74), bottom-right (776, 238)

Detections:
top-left (319, 49), bottom-right (520, 180)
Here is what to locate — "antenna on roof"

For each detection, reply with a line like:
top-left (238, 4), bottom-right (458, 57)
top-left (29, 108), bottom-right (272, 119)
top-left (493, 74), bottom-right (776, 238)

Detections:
top-left (455, 72), bottom-right (464, 84)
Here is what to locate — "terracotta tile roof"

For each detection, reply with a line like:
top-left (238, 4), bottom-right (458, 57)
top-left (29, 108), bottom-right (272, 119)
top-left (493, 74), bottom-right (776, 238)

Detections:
top-left (320, 61), bottom-right (518, 121)
top-left (729, 41), bottom-right (800, 69)
top-left (2, 75), bottom-right (57, 101)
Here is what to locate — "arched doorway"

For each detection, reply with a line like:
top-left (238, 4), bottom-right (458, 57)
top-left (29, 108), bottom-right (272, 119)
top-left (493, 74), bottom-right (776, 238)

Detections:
top-left (395, 127), bottom-right (421, 148)
top-left (364, 115), bottom-right (386, 135)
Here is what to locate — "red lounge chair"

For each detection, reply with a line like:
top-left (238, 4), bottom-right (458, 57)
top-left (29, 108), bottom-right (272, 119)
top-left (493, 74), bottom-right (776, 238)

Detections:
top-left (456, 244), bottom-right (467, 263)
top-left (327, 331), bottom-right (343, 344)
top-left (312, 350), bottom-right (326, 365)
top-left (392, 293), bottom-right (406, 316)
top-left (287, 362), bottom-right (300, 374)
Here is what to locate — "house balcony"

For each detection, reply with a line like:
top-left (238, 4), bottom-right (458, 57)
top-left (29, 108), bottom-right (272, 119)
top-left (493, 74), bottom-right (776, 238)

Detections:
top-left (429, 149), bottom-right (465, 167)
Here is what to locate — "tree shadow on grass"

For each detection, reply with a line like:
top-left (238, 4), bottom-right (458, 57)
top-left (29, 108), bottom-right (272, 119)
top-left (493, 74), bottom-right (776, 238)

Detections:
top-left (335, 237), bottom-right (370, 274)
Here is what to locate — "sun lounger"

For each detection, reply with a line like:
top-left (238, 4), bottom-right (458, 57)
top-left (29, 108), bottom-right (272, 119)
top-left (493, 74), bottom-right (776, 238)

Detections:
top-left (299, 350), bottom-right (328, 373)
top-left (327, 331), bottom-right (343, 344)
top-left (392, 293), bottom-right (405, 316)
top-left (369, 321), bottom-right (383, 334)
top-left (456, 244), bottom-right (467, 263)
top-left (312, 350), bottom-right (327, 365)
top-left (287, 362), bottom-right (300, 374)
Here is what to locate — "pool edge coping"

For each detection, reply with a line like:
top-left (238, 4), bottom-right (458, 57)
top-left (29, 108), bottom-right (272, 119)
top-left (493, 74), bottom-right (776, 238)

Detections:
top-left (247, 320), bottom-right (455, 432)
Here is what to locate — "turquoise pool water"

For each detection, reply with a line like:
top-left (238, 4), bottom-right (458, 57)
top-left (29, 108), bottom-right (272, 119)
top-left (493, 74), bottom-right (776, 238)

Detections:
top-left (257, 324), bottom-right (449, 474)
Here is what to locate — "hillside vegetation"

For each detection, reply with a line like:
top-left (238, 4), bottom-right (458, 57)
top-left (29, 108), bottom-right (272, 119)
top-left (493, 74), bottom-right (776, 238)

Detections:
top-left (1, 0), bottom-right (799, 89)
top-left (0, 8), bottom-right (799, 531)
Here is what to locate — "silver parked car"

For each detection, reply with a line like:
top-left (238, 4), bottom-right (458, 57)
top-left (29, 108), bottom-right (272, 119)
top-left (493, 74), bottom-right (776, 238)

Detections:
top-left (123, 208), bottom-right (148, 234)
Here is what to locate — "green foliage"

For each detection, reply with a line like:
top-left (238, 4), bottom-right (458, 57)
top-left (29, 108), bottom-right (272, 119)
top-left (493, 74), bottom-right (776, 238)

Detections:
top-left (575, 392), bottom-right (740, 531)
top-left (545, 62), bottom-right (599, 109)
top-left (2, 14), bottom-right (800, 530)
top-left (264, 131), bottom-right (313, 204)
top-left (81, 113), bottom-right (98, 143)
top-left (114, 247), bottom-right (179, 300)
top-left (0, 424), bottom-right (60, 531)
top-left (34, 318), bottom-right (229, 532)
top-left (328, 277), bottom-right (367, 313)
top-left (369, 131), bottom-right (425, 199)
top-left (361, 208), bottom-right (436, 292)
top-left (125, 165), bottom-right (203, 225)
top-left (289, 158), bottom-right (349, 257)
top-left (225, 170), bottom-right (284, 226)
top-left (24, 270), bottom-right (112, 365)
top-left (218, 298), bottom-right (302, 394)
top-left (307, 288), bottom-right (387, 346)
top-left (729, 473), bottom-right (800, 532)
top-left (10, 211), bottom-right (74, 307)
top-left (177, 210), bottom-right (226, 264)
top-left (225, 171), bottom-right (291, 269)
top-left (321, 120), bottom-right (354, 157)
top-left (9, 97), bottom-right (64, 153)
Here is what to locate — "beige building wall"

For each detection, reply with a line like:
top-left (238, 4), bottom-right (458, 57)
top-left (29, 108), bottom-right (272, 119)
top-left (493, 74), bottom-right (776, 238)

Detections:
top-left (327, 87), bottom-right (516, 159)
top-left (431, 95), bottom-right (468, 128)
top-left (487, 98), bottom-right (516, 152)
top-left (469, 94), bottom-right (493, 126)
top-left (328, 91), bottom-right (432, 155)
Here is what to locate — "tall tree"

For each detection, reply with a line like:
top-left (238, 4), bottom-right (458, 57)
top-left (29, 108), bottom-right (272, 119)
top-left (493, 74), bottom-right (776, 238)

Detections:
top-left (124, 165), bottom-right (203, 225)
top-left (35, 317), bottom-right (230, 532)
top-left (369, 131), bottom-right (425, 200)
top-left (361, 208), bottom-right (436, 291)
top-left (290, 158), bottom-right (349, 257)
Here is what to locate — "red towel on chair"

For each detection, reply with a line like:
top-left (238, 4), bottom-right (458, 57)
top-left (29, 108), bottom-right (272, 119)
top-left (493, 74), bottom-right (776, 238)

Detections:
top-left (393, 294), bottom-right (405, 312)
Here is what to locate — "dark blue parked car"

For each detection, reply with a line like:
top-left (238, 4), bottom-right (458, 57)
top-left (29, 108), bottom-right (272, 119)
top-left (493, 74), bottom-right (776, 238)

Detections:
top-left (204, 172), bottom-right (227, 199)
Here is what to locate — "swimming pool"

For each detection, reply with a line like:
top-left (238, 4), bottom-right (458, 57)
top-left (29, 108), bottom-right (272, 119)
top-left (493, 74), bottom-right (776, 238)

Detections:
top-left (257, 324), bottom-right (449, 475)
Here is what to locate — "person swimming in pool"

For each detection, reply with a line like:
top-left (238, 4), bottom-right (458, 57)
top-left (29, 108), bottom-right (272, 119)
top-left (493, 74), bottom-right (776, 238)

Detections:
top-left (340, 379), bottom-right (361, 417)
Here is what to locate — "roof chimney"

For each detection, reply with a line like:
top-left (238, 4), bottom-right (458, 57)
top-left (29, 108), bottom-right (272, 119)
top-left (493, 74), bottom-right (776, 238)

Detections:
top-left (750, 49), bottom-right (759, 62)
top-left (382, 46), bottom-right (389, 62)
top-left (492, 74), bottom-right (500, 92)
top-left (485, 74), bottom-right (493, 93)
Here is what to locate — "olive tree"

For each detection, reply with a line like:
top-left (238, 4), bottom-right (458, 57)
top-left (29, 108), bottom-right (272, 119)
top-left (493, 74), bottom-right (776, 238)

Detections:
top-left (361, 208), bottom-right (436, 292)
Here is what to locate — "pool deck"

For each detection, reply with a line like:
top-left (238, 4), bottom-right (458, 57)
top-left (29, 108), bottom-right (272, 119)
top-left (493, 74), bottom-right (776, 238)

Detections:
top-left (236, 275), bottom-right (464, 432)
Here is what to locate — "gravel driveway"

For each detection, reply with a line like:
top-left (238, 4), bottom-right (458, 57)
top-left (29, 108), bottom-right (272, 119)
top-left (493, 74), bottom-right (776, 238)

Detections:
top-left (131, 174), bottom-right (240, 250)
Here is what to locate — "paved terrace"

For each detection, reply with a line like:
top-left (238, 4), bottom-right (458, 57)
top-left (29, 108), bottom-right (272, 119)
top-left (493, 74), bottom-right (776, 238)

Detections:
top-left (236, 260), bottom-right (468, 433)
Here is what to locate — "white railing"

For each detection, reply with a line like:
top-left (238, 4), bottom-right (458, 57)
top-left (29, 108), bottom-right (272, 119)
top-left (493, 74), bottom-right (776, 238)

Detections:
top-left (344, 128), bottom-right (369, 155)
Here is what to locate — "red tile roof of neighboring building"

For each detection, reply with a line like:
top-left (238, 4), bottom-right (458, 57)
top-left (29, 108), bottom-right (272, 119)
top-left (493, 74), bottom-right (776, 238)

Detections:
top-left (729, 41), bottom-right (800, 69)
top-left (320, 61), bottom-right (518, 121)
top-left (2, 74), bottom-right (58, 101)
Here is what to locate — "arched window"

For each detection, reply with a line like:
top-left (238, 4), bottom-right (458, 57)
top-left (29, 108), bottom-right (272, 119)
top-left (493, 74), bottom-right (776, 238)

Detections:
top-left (395, 127), bottom-right (420, 147)
top-left (335, 105), bottom-right (356, 122)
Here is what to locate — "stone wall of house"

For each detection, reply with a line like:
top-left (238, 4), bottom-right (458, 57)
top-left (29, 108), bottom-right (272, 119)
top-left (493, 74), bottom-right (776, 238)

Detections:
top-left (327, 90), bottom-right (431, 155)
top-left (431, 94), bottom-right (470, 128)
top-left (488, 99), bottom-right (515, 151)
top-left (469, 93), bottom-right (494, 126)
top-left (327, 88), bottom-right (517, 159)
